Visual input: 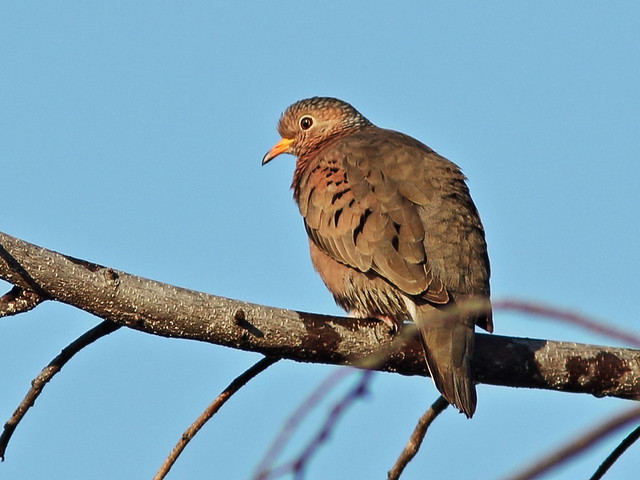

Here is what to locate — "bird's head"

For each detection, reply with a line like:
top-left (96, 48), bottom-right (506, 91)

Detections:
top-left (262, 97), bottom-right (371, 165)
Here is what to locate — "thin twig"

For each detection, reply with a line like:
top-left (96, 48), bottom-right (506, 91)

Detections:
top-left (250, 321), bottom-right (423, 479)
top-left (387, 395), bottom-right (449, 480)
top-left (495, 299), bottom-right (640, 348)
top-left (0, 320), bottom-right (120, 460)
top-left (153, 356), bottom-right (279, 480)
top-left (252, 368), bottom-right (356, 478)
top-left (590, 424), bottom-right (640, 480)
top-left (291, 370), bottom-right (373, 479)
top-left (255, 370), bottom-right (373, 480)
top-left (503, 405), bottom-right (640, 480)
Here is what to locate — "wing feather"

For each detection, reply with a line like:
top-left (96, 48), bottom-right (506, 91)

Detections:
top-left (298, 129), bottom-right (450, 302)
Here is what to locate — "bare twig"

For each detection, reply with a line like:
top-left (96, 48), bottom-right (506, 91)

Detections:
top-left (589, 424), bottom-right (640, 480)
top-left (0, 320), bottom-right (120, 460)
top-left (503, 405), bottom-right (640, 480)
top-left (291, 371), bottom-right (373, 480)
top-left (387, 395), bottom-right (449, 480)
top-left (254, 369), bottom-right (373, 480)
top-left (495, 299), bottom-right (640, 348)
top-left (253, 368), bottom-right (355, 478)
top-left (0, 286), bottom-right (46, 317)
top-left (153, 356), bottom-right (279, 480)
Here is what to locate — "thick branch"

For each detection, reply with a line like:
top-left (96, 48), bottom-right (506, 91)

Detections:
top-left (1, 231), bottom-right (638, 400)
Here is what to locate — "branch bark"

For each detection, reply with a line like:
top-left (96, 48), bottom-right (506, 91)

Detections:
top-left (1, 230), bottom-right (639, 400)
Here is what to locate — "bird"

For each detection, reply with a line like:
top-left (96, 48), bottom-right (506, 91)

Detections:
top-left (262, 97), bottom-right (492, 417)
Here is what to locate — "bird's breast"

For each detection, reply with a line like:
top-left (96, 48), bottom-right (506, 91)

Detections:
top-left (308, 241), bottom-right (411, 320)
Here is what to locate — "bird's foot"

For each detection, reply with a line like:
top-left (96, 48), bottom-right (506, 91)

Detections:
top-left (347, 310), bottom-right (400, 334)
top-left (376, 315), bottom-right (401, 333)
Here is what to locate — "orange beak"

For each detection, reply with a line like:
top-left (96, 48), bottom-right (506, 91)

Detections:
top-left (262, 138), bottom-right (294, 165)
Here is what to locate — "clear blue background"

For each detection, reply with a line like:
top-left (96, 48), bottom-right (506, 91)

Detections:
top-left (1, 2), bottom-right (639, 479)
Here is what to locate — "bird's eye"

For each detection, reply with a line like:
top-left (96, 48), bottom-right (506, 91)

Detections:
top-left (299, 116), bottom-right (314, 130)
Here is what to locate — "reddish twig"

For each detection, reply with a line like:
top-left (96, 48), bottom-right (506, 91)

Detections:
top-left (503, 405), bottom-right (640, 480)
top-left (387, 395), bottom-right (449, 480)
top-left (494, 298), bottom-right (640, 348)
top-left (153, 356), bottom-right (279, 480)
top-left (289, 370), bottom-right (373, 480)
top-left (589, 424), bottom-right (640, 480)
top-left (254, 369), bottom-right (373, 480)
top-left (252, 367), bottom-right (354, 477)
top-left (0, 320), bottom-right (120, 460)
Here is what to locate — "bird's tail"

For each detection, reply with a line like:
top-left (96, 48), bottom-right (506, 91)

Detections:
top-left (415, 305), bottom-right (476, 418)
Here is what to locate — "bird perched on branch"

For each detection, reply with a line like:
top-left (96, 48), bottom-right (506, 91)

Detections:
top-left (262, 97), bottom-right (492, 417)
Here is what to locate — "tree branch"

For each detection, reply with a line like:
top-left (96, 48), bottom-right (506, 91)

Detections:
top-left (154, 356), bottom-right (279, 480)
top-left (1, 230), bottom-right (639, 400)
top-left (255, 370), bottom-right (373, 480)
top-left (590, 423), bottom-right (640, 480)
top-left (387, 395), bottom-right (449, 480)
top-left (0, 320), bottom-right (121, 460)
top-left (0, 285), bottom-right (45, 317)
top-left (503, 405), bottom-right (640, 480)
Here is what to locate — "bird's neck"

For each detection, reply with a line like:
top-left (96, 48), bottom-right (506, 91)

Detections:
top-left (290, 126), bottom-right (367, 203)
top-left (291, 153), bottom-right (313, 203)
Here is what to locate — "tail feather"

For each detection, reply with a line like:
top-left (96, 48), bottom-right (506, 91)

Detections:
top-left (415, 305), bottom-right (476, 418)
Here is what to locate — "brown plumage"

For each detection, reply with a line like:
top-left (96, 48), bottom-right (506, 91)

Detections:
top-left (263, 97), bottom-right (492, 417)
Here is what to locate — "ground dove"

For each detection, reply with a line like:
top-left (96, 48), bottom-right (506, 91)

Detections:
top-left (262, 97), bottom-right (492, 417)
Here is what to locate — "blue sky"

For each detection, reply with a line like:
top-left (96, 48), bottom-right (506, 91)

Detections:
top-left (1, 2), bottom-right (639, 479)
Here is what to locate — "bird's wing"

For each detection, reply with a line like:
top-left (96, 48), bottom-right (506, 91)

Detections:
top-left (297, 130), bottom-right (449, 303)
